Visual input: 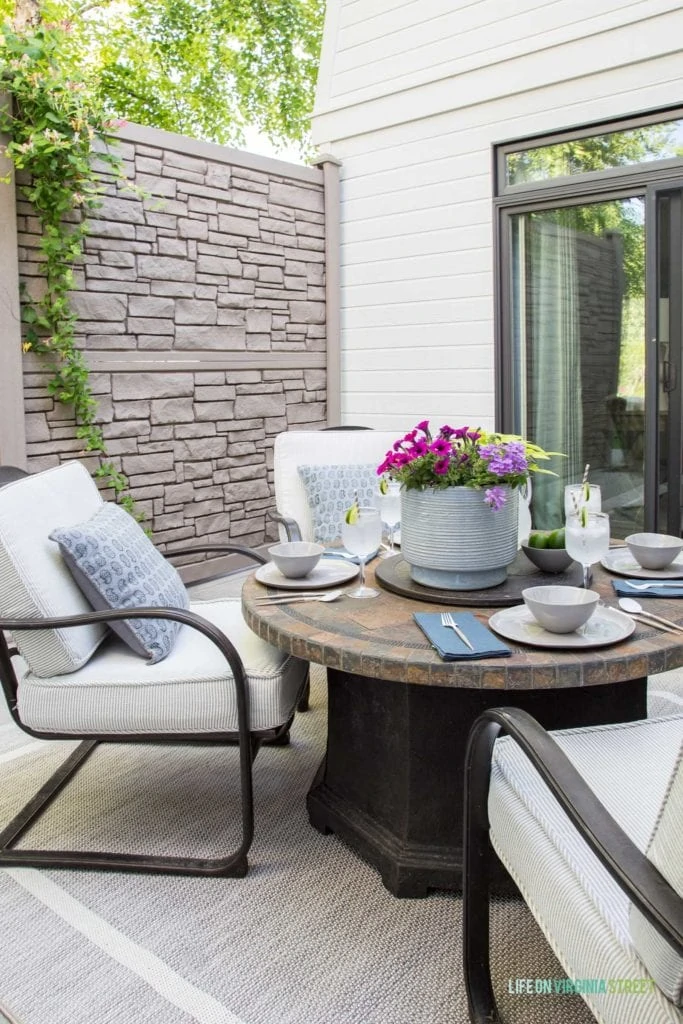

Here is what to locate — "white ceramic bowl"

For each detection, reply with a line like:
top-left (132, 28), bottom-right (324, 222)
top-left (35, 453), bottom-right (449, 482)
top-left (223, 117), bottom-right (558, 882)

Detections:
top-left (268, 541), bottom-right (324, 578)
top-left (522, 585), bottom-right (600, 634)
top-left (521, 542), bottom-right (574, 574)
top-left (625, 533), bottom-right (683, 570)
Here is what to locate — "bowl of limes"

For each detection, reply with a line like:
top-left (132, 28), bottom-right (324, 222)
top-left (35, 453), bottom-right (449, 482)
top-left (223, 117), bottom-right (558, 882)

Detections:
top-left (521, 529), bottom-right (574, 574)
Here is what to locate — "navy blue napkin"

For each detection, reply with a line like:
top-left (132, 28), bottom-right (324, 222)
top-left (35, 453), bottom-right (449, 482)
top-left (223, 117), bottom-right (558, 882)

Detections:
top-left (611, 579), bottom-right (683, 599)
top-left (414, 611), bottom-right (511, 661)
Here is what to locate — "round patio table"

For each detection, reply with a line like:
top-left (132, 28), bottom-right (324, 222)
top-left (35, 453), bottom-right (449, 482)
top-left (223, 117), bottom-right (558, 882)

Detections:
top-left (242, 556), bottom-right (683, 897)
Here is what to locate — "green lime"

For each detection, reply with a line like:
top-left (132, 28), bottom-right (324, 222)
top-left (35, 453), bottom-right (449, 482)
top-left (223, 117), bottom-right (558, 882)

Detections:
top-left (344, 501), bottom-right (359, 525)
top-left (583, 481), bottom-right (591, 503)
top-left (527, 531), bottom-right (548, 549)
top-left (580, 505), bottom-right (588, 528)
top-left (547, 528), bottom-right (565, 549)
top-left (379, 477), bottom-right (389, 495)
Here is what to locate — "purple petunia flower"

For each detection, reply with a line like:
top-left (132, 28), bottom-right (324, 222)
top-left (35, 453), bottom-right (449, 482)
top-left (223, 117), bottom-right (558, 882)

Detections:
top-left (429, 438), bottom-right (451, 455)
top-left (434, 457), bottom-right (450, 475)
top-left (479, 441), bottom-right (528, 477)
top-left (438, 424), bottom-right (456, 438)
top-left (484, 486), bottom-right (507, 510)
top-left (409, 440), bottom-right (429, 458)
top-left (415, 419), bottom-right (431, 437)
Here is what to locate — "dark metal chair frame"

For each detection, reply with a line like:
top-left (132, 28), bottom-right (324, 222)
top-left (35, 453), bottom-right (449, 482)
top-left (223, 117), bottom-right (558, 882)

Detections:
top-left (462, 706), bottom-right (683, 1023)
top-left (0, 494), bottom-right (302, 877)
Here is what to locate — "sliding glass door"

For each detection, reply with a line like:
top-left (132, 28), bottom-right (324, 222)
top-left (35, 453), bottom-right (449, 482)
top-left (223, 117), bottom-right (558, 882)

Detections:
top-left (506, 197), bottom-right (647, 536)
top-left (497, 111), bottom-right (683, 539)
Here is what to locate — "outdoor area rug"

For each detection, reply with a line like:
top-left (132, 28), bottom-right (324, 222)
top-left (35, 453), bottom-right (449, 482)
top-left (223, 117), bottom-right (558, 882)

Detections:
top-left (4, 572), bottom-right (678, 1024)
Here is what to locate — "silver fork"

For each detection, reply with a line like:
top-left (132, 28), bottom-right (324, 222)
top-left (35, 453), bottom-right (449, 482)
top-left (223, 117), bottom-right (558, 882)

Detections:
top-left (623, 581), bottom-right (683, 591)
top-left (441, 612), bottom-right (474, 651)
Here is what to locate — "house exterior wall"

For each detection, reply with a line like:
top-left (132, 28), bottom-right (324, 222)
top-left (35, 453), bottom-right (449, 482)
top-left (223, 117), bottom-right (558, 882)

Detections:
top-left (311, 0), bottom-right (683, 431)
top-left (15, 123), bottom-right (327, 549)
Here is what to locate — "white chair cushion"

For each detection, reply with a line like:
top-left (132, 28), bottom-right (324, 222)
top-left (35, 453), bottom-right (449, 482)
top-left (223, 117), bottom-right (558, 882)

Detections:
top-left (0, 462), bottom-right (107, 676)
top-left (489, 715), bottom-right (683, 1024)
top-left (273, 430), bottom-right (398, 542)
top-left (630, 745), bottom-right (683, 1005)
top-left (17, 599), bottom-right (308, 734)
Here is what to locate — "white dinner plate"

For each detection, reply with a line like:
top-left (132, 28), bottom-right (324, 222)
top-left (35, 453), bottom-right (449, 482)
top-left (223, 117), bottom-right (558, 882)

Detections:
top-left (601, 548), bottom-right (683, 579)
top-left (254, 558), bottom-right (360, 590)
top-left (488, 604), bottom-right (635, 649)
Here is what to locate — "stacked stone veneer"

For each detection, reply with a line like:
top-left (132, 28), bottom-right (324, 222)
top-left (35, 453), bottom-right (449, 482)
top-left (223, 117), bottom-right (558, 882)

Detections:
top-left (18, 124), bottom-right (327, 550)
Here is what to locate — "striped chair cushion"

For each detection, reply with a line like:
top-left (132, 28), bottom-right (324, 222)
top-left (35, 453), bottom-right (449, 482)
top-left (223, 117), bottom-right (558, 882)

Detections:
top-left (489, 715), bottom-right (683, 1024)
top-left (630, 744), bottom-right (683, 1006)
top-left (16, 599), bottom-right (308, 734)
top-left (0, 462), bottom-right (107, 676)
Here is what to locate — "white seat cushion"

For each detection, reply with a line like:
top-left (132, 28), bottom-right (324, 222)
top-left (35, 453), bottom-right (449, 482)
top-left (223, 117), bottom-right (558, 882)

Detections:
top-left (17, 599), bottom-right (308, 735)
top-left (489, 714), bottom-right (683, 1024)
top-left (0, 462), bottom-right (107, 675)
top-left (630, 744), bottom-right (683, 1005)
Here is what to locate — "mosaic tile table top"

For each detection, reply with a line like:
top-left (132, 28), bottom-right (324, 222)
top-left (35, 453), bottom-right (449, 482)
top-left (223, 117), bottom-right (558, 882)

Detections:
top-left (242, 558), bottom-right (683, 690)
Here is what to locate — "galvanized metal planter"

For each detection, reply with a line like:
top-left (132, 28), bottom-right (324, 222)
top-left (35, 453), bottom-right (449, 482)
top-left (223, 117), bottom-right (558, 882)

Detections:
top-left (400, 486), bottom-right (519, 590)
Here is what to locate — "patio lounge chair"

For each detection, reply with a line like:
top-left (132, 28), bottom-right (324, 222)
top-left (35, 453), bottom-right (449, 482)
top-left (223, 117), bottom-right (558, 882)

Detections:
top-left (0, 461), bottom-right (308, 877)
top-left (463, 707), bottom-right (683, 1023)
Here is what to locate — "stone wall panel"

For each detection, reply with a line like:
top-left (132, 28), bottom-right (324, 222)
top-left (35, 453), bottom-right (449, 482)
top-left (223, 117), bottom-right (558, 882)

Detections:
top-left (19, 128), bottom-right (327, 551)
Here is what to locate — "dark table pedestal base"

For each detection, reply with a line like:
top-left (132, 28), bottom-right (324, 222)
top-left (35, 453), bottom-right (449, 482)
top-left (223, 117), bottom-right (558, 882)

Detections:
top-left (307, 668), bottom-right (647, 898)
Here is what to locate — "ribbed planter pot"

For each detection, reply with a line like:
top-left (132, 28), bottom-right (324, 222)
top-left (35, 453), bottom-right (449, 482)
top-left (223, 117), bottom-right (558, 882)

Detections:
top-left (400, 486), bottom-right (519, 590)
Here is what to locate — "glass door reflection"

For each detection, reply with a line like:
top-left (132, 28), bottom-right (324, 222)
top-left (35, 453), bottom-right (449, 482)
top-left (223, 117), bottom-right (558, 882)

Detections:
top-left (509, 198), bottom-right (646, 537)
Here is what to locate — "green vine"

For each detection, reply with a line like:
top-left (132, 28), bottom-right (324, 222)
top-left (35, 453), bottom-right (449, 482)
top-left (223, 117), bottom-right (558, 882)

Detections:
top-left (0, 20), bottom-right (139, 516)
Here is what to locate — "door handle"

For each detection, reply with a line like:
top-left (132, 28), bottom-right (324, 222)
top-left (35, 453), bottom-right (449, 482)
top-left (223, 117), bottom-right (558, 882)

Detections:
top-left (662, 360), bottom-right (678, 393)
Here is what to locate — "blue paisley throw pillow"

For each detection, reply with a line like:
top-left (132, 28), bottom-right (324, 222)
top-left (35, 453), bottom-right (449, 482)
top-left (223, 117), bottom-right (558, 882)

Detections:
top-left (50, 503), bottom-right (189, 664)
top-left (298, 464), bottom-right (380, 543)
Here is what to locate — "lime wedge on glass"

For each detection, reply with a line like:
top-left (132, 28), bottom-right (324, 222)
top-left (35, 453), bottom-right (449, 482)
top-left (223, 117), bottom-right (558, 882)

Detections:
top-left (344, 502), bottom-right (360, 525)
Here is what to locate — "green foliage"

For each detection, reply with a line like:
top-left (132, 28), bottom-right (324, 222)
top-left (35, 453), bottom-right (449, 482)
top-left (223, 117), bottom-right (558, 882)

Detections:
top-left (0, 20), bottom-right (140, 515)
top-left (13, 0), bottom-right (324, 155)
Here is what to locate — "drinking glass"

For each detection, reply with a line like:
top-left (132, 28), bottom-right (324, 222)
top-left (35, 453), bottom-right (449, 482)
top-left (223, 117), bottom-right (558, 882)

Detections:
top-left (564, 483), bottom-right (602, 518)
top-left (341, 506), bottom-right (383, 598)
top-left (565, 511), bottom-right (610, 588)
top-left (379, 481), bottom-right (401, 558)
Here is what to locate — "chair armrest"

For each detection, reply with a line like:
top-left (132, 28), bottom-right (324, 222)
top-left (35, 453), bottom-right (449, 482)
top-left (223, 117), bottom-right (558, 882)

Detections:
top-left (163, 542), bottom-right (268, 566)
top-left (267, 510), bottom-right (302, 543)
top-left (465, 707), bottom-right (683, 956)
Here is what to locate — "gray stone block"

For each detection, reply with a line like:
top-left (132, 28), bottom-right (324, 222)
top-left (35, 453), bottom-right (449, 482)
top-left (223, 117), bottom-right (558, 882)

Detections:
top-left (70, 292), bottom-right (127, 320)
top-left (178, 218), bottom-right (208, 240)
top-left (129, 296), bottom-right (175, 317)
top-left (195, 400), bottom-right (234, 421)
top-left (128, 317), bottom-right (175, 335)
top-left (151, 397), bottom-right (195, 424)
top-left (246, 309), bottom-right (272, 333)
top-left (269, 182), bottom-right (324, 213)
top-left (112, 373), bottom-right (194, 399)
top-left (289, 301), bottom-right (325, 324)
top-left (234, 393), bottom-right (286, 419)
top-left (123, 452), bottom-right (174, 474)
top-left (175, 299), bottom-right (218, 325)
top-left (158, 238), bottom-right (188, 257)
top-left (138, 256), bottom-right (194, 281)
top-left (218, 214), bottom-right (259, 236)
top-left (174, 422), bottom-right (217, 438)
top-left (175, 437), bottom-right (227, 459)
top-left (175, 326), bottom-right (246, 350)
top-left (97, 197), bottom-right (145, 223)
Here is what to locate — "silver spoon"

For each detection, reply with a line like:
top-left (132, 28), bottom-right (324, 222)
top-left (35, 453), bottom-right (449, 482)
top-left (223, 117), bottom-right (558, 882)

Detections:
top-left (617, 598), bottom-right (683, 634)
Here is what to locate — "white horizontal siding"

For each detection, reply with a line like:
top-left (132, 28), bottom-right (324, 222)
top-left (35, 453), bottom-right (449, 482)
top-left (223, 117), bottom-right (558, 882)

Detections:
top-left (330, 0), bottom-right (674, 103)
top-left (314, 0), bottom-right (683, 428)
top-left (313, 13), bottom-right (683, 145)
top-left (342, 248), bottom-right (492, 287)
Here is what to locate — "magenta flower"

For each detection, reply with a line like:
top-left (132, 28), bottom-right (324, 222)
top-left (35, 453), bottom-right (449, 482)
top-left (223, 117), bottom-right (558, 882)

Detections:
top-left (375, 420), bottom-right (555, 507)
